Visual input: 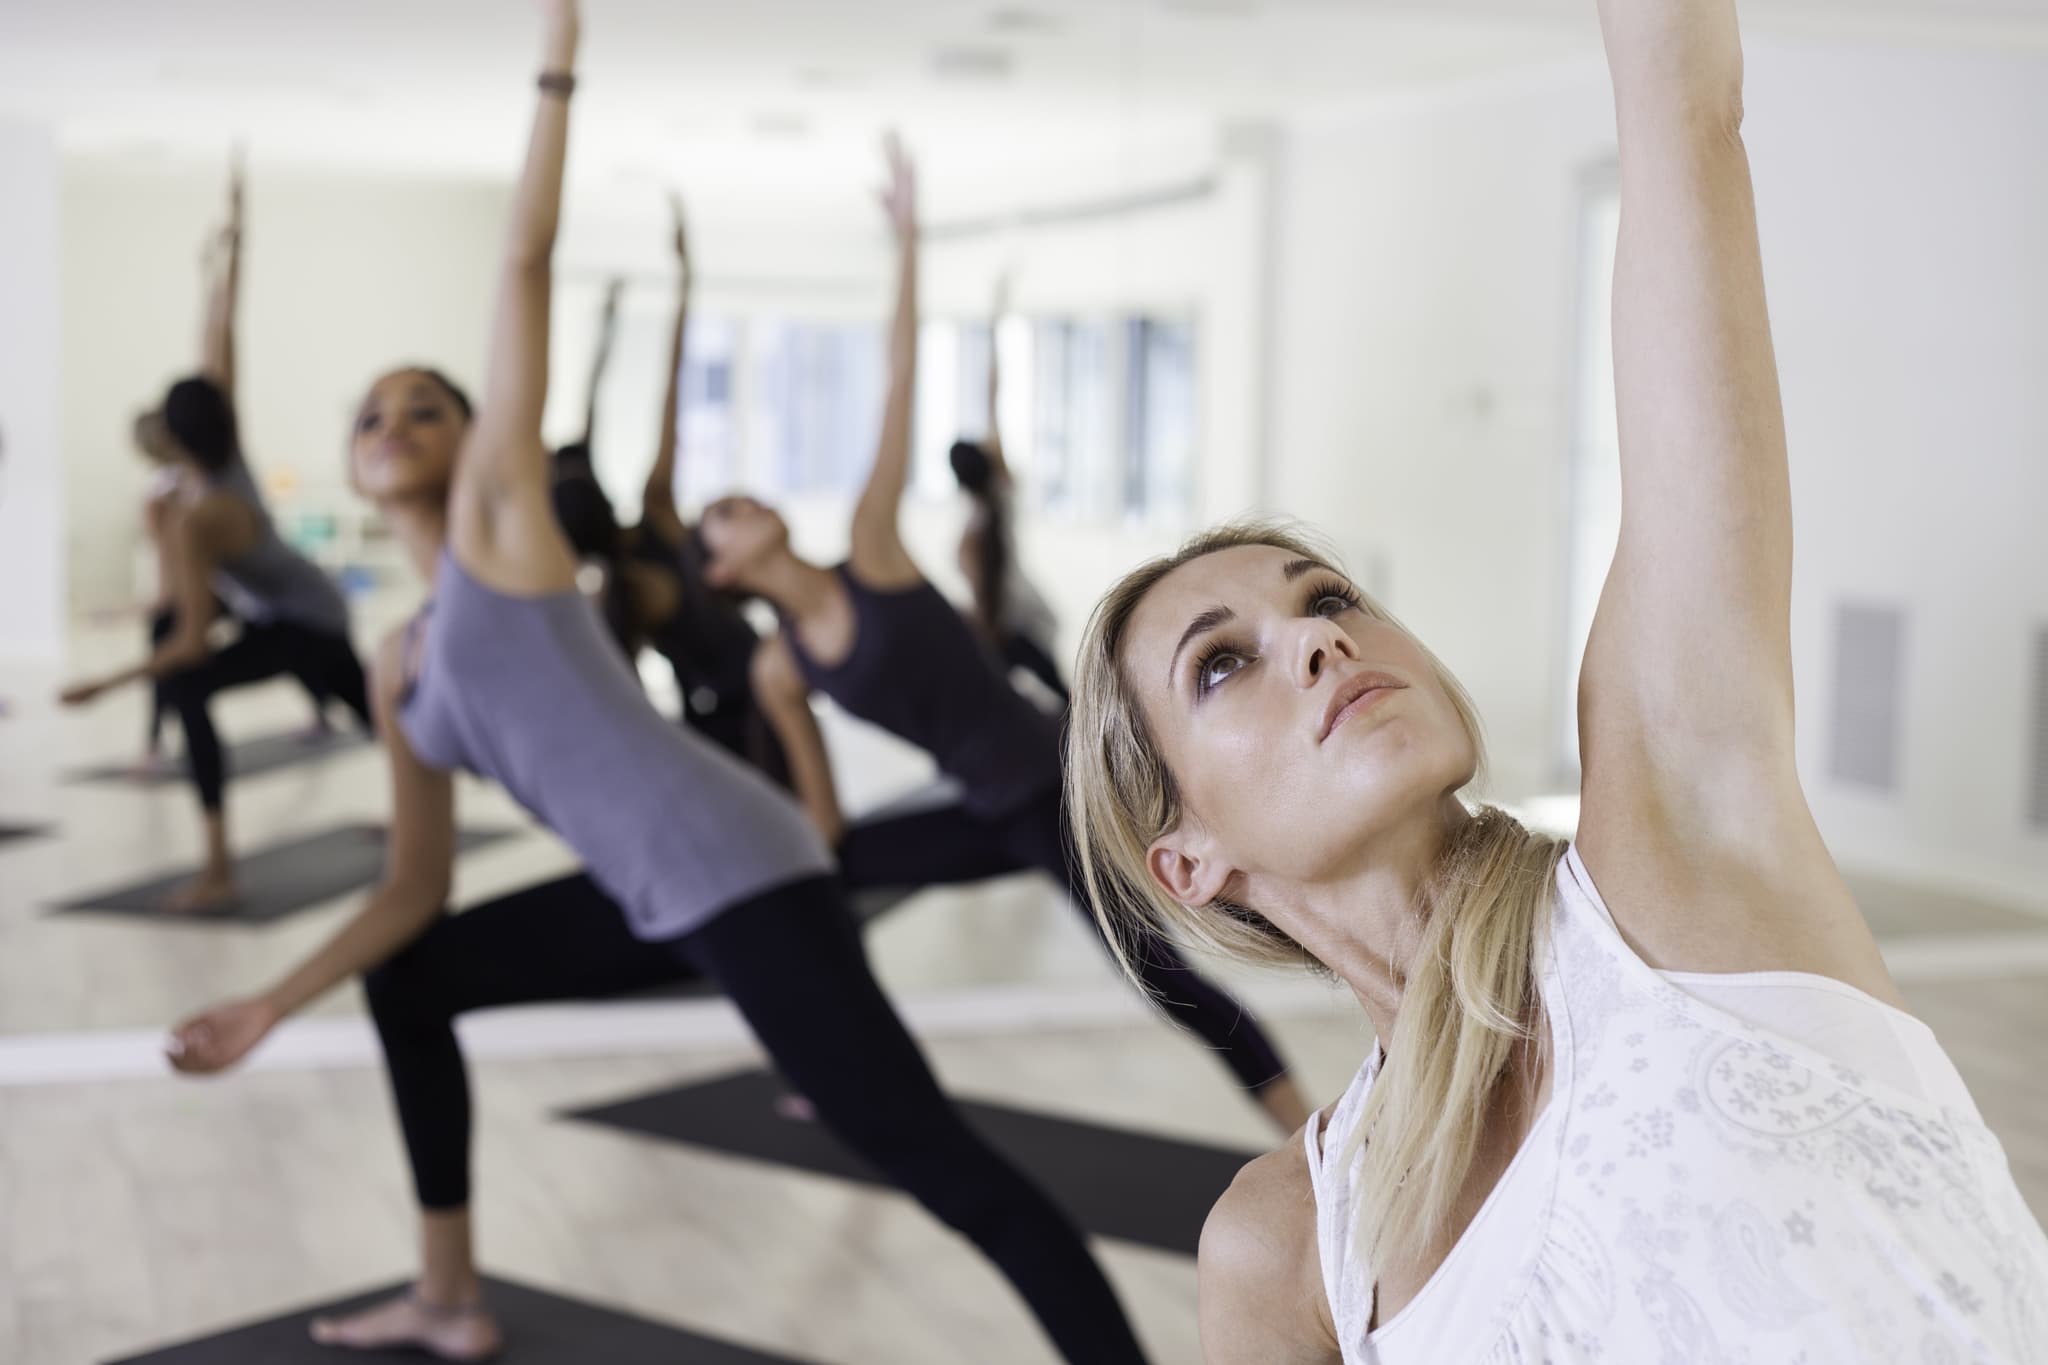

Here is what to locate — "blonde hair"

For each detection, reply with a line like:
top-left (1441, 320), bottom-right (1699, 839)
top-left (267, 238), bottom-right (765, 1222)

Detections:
top-left (1065, 518), bottom-right (1565, 1263)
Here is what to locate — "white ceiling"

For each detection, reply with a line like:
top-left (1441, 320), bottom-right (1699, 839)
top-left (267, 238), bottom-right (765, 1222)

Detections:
top-left (2, 0), bottom-right (2043, 218)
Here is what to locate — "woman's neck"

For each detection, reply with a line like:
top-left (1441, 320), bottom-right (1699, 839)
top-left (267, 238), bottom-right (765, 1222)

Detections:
top-left (382, 497), bottom-right (451, 582)
top-left (744, 550), bottom-right (839, 624)
top-left (1267, 795), bottom-right (1475, 1046)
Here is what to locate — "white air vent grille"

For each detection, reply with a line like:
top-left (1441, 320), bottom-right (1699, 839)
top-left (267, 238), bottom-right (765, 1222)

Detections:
top-left (1827, 602), bottom-right (1904, 792)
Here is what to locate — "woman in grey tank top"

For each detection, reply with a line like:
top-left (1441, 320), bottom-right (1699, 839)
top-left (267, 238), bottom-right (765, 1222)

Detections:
top-left (59, 163), bottom-right (372, 913)
top-left (157, 8), bottom-right (1145, 1360)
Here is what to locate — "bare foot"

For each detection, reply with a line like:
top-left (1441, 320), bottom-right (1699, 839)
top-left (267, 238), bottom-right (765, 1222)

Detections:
top-left (310, 1290), bottom-right (501, 1361)
top-left (775, 1093), bottom-right (818, 1122)
top-left (163, 868), bottom-right (239, 915)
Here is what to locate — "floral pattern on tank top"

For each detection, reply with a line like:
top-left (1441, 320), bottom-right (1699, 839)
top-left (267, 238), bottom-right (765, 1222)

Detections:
top-left (1307, 846), bottom-right (2048, 1364)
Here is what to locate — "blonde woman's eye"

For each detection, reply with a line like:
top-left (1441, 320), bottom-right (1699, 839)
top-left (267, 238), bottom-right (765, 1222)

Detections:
top-left (1198, 650), bottom-right (1246, 694)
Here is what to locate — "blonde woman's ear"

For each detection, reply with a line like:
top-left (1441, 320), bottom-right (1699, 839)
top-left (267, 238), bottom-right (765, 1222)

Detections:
top-left (1147, 834), bottom-right (1230, 909)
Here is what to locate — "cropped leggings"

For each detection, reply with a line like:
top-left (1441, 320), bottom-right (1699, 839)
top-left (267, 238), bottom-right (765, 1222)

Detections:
top-left (156, 620), bottom-right (372, 811)
top-left (147, 603), bottom-right (335, 749)
top-left (836, 787), bottom-right (1290, 1095)
top-left (364, 873), bottom-right (1148, 1364)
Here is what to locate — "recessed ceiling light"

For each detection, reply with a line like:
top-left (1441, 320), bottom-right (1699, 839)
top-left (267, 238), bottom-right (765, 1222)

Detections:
top-left (1161, 0), bottom-right (1259, 16)
top-left (989, 8), bottom-right (1061, 34)
top-left (751, 111), bottom-right (812, 139)
top-left (795, 67), bottom-right (860, 90)
top-left (931, 45), bottom-right (1015, 80)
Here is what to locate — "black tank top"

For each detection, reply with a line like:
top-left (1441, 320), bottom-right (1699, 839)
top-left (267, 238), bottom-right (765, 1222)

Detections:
top-left (785, 565), bottom-right (1060, 817)
top-left (629, 525), bottom-right (760, 719)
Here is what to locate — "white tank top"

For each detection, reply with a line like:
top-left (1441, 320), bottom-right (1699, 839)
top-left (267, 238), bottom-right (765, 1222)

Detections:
top-left (1306, 844), bottom-right (2048, 1363)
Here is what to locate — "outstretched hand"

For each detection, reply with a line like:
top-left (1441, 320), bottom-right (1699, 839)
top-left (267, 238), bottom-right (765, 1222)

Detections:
top-left (58, 678), bottom-right (105, 707)
top-left (166, 997), bottom-right (281, 1075)
top-left (877, 132), bottom-right (917, 246)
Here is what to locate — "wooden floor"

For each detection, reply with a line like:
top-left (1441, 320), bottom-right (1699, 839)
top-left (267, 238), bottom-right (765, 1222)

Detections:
top-left (4, 612), bottom-right (2048, 1364)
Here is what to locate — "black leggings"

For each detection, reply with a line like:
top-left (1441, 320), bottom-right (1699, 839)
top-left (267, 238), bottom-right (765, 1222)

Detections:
top-left (837, 791), bottom-right (1289, 1095)
top-left (365, 874), bottom-right (1147, 1364)
top-left (146, 605), bottom-right (336, 751)
top-left (157, 621), bottom-right (372, 811)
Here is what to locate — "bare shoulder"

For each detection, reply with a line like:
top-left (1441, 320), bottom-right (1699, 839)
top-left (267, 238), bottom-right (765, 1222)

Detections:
top-left (748, 634), bottom-right (803, 697)
top-left (1198, 1129), bottom-right (1341, 1365)
top-left (176, 489), bottom-right (254, 553)
top-left (369, 623), bottom-right (420, 723)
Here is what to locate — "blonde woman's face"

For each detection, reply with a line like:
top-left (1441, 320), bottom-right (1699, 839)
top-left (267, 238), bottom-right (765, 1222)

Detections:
top-left (1123, 544), bottom-right (1476, 896)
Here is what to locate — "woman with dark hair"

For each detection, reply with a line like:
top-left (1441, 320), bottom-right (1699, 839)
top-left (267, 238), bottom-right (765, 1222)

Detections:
top-left (61, 164), bottom-right (371, 912)
top-left (548, 198), bottom-right (797, 789)
top-left (700, 138), bottom-right (1312, 1136)
top-left (161, 10), bottom-right (1147, 1360)
top-left (951, 278), bottom-right (1069, 706)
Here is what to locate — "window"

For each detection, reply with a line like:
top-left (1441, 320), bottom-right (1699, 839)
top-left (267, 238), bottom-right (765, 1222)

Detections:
top-left (1123, 317), bottom-right (1198, 526)
top-left (1030, 318), bottom-right (1117, 522)
top-left (748, 320), bottom-right (885, 496)
top-left (675, 316), bottom-right (740, 505)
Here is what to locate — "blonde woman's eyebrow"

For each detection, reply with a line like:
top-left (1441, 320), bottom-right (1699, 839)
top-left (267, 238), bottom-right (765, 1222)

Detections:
top-left (1167, 606), bottom-right (1237, 689)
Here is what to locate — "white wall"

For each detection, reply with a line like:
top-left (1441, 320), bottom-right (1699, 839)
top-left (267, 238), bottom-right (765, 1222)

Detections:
top-left (1266, 39), bottom-right (2048, 905)
top-left (0, 120), bottom-right (65, 663)
top-left (547, 130), bottom-right (1280, 669)
top-left (60, 155), bottom-right (509, 614)
top-left (1270, 67), bottom-right (1612, 802)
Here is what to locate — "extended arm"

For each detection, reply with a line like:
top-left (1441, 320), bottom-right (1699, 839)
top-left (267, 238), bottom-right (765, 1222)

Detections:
top-left (444, 0), bottom-right (585, 596)
top-left (1577, 0), bottom-right (1893, 996)
top-left (847, 135), bottom-right (922, 586)
top-left (167, 631), bottom-right (457, 1073)
top-left (198, 153), bottom-right (245, 398)
top-left (640, 195), bottom-right (692, 541)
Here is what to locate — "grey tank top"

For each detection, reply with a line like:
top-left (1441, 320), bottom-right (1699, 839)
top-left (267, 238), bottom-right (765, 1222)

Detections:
top-left (785, 565), bottom-right (1062, 818)
top-left (207, 461), bottom-right (351, 637)
top-left (399, 551), bottom-right (832, 942)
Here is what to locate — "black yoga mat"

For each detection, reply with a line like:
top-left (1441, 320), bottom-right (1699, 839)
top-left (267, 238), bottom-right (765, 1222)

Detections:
top-left (68, 727), bottom-right (373, 787)
top-left (52, 822), bottom-right (518, 923)
top-left (104, 1274), bottom-right (813, 1364)
top-left (567, 1067), bottom-right (1257, 1257)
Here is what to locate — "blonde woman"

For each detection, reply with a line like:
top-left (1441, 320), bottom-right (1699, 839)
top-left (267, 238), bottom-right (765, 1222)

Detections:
top-left (1065, 0), bottom-right (2048, 1360)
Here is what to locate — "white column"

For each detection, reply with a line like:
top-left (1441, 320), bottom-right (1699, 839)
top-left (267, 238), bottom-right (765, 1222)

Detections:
top-left (1198, 119), bottom-right (1281, 524)
top-left (0, 119), bottom-right (64, 664)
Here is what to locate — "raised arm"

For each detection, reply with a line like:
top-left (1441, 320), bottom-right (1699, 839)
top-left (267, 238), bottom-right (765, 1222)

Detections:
top-left (446, 0), bottom-right (583, 595)
top-left (983, 273), bottom-right (1012, 483)
top-left (577, 277), bottom-right (625, 458)
top-left (167, 632), bottom-right (457, 1074)
top-left (847, 134), bottom-right (922, 586)
top-left (639, 195), bottom-right (692, 540)
top-left (198, 154), bottom-right (245, 398)
top-left (1577, 0), bottom-right (1893, 995)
